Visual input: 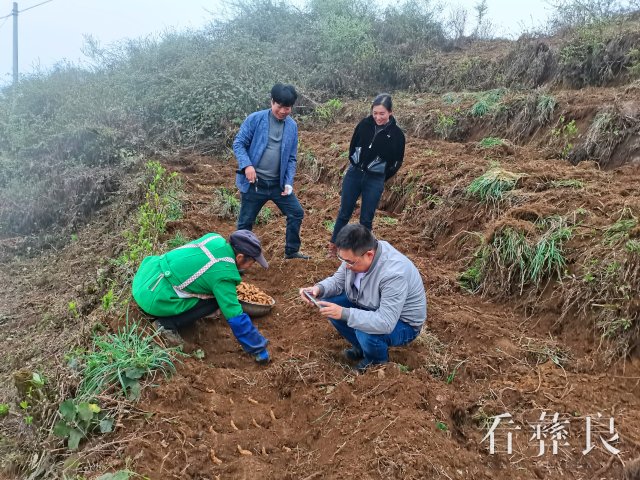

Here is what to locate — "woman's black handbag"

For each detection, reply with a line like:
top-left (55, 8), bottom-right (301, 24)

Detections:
top-left (366, 156), bottom-right (386, 175)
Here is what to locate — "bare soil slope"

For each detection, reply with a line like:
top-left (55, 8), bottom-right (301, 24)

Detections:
top-left (1, 90), bottom-right (640, 479)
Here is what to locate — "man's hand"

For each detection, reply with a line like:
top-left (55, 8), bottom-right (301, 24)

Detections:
top-left (281, 184), bottom-right (293, 196)
top-left (299, 286), bottom-right (320, 305)
top-left (244, 165), bottom-right (257, 183)
top-left (317, 301), bottom-right (343, 320)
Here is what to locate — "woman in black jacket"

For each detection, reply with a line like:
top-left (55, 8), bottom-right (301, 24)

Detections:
top-left (328, 94), bottom-right (405, 256)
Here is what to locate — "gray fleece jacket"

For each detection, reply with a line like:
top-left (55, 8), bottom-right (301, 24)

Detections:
top-left (316, 240), bottom-right (427, 335)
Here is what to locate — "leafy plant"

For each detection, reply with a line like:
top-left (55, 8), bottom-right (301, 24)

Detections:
top-left (167, 231), bottom-right (189, 249)
top-left (192, 349), bottom-right (206, 360)
top-left (256, 206), bottom-right (273, 225)
top-left (68, 301), bottom-right (80, 319)
top-left (118, 162), bottom-right (182, 268)
top-left (101, 288), bottom-right (115, 312)
top-left (397, 363), bottom-right (410, 373)
top-left (459, 245), bottom-right (489, 293)
top-left (77, 322), bottom-right (178, 401)
top-left (551, 115), bottom-right (578, 158)
top-left (0, 404), bottom-right (9, 416)
top-left (434, 112), bottom-right (456, 139)
top-left (478, 137), bottom-right (503, 148)
top-left (315, 99), bottom-right (343, 122)
top-left (436, 421), bottom-right (448, 431)
top-left (19, 400), bottom-right (33, 425)
top-left (53, 400), bottom-right (114, 450)
top-left (211, 187), bottom-right (240, 219)
top-left (323, 220), bottom-right (336, 233)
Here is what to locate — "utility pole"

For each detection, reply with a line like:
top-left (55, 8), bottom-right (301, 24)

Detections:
top-left (12, 2), bottom-right (18, 84)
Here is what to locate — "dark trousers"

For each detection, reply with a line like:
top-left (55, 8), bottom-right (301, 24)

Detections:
top-left (331, 166), bottom-right (385, 243)
top-left (152, 299), bottom-right (219, 331)
top-left (237, 178), bottom-right (304, 255)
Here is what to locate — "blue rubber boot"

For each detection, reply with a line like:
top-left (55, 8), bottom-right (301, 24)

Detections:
top-left (254, 349), bottom-right (271, 365)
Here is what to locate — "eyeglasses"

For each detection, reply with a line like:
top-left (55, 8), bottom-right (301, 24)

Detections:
top-left (337, 252), bottom-right (366, 267)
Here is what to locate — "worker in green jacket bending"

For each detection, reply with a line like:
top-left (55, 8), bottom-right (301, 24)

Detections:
top-left (132, 230), bottom-right (271, 364)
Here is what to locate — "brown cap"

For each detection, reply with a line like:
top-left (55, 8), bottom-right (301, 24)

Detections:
top-left (229, 230), bottom-right (268, 269)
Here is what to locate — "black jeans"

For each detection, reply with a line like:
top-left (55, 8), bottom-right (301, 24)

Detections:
top-left (332, 166), bottom-right (385, 243)
top-left (237, 178), bottom-right (304, 255)
top-left (150, 299), bottom-right (219, 331)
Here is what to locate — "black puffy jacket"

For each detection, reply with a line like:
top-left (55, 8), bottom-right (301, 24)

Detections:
top-left (348, 115), bottom-right (405, 181)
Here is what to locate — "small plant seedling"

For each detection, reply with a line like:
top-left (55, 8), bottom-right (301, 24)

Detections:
top-left (379, 216), bottom-right (398, 226)
top-left (436, 421), bottom-right (448, 431)
top-left (54, 399), bottom-right (114, 450)
top-left (192, 349), bottom-right (206, 360)
top-left (397, 364), bottom-right (410, 373)
top-left (323, 220), bottom-right (335, 233)
top-left (68, 301), bottom-right (80, 318)
top-left (0, 404), bottom-right (9, 416)
top-left (102, 289), bottom-right (115, 311)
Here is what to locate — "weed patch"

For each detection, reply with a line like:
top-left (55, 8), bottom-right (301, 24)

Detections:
top-left (465, 164), bottom-right (524, 205)
top-left (77, 322), bottom-right (179, 401)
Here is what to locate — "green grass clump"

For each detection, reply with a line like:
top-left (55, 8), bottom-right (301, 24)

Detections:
top-left (77, 322), bottom-right (178, 401)
top-left (528, 216), bottom-right (573, 286)
top-left (604, 218), bottom-right (638, 245)
top-left (469, 89), bottom-right (506, 117)
top-left (536, 94), bottom-right (557, 124)
top-left (211, 187), bottom-right (240, 219)
top-left (463, 216), bottom-right (573, 294)
top-left (466, 165), bottom-right (522, 204)
top-left (478, 137), bottom-right (504, 148)
top-left (167, 231), bottom-right (189, 249)
top-left (379, 216), bottom-right (398, 226)
top-left (626, 239), bottom-right (640, 254)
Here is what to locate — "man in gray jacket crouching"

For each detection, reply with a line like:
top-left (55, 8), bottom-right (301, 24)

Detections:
top-left (300, 223), bottom-right (427, 371)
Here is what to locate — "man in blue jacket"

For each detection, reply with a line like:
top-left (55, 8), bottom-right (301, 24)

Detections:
top-left (233, 83), bottom-right (310, 260)
top-left (300, 224), bottom-right (427, 371)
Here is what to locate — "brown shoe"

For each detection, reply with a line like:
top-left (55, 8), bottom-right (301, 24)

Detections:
top-left (327, 242), bottom-right (337, 258)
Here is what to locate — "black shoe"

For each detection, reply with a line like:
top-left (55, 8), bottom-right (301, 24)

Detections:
top-left (152, 321), bottom-right (184, 347)
top-left (342, 347), bottom-right (364, 362)
top-left (284, 252), bottom-right (311, 260)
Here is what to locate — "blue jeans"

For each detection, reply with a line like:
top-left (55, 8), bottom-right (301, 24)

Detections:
top-left (237, 178), bottom-right (304, 255)
top-left (323, 293), bottom-right (419, 365)
top-left (331, 166), bottom-right (385, 243)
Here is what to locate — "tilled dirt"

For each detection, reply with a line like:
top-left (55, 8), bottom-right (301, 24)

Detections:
top-left (1, 113), bottom-right (640, 479)
top-left (103, 126), bottom-right (640, 479)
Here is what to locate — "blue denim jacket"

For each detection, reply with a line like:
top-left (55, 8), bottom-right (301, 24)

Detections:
top-left (233, 109), bottom-right (299, 193)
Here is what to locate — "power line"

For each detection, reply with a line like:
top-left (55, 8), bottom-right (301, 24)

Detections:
top-left (19, 0), bottom-right (55, 14)
top-left (0, 0), bottom-right (54, 21)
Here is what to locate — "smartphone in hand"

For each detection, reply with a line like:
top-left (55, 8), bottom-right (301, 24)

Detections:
top-left (303, 290), bottom-right (321, 308)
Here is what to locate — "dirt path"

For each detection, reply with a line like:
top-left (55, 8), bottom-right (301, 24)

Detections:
top-left (93, 128), bottom-right (640, 479)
